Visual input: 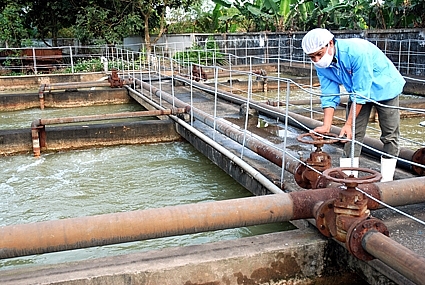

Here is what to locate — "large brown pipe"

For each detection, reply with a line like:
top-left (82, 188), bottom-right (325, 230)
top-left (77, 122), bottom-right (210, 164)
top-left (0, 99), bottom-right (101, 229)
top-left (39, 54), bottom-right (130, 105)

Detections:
top-left (363, 231), bottom-right (425, 285)
top-left (1, 177), bottom-right (425, 259)
top-left (0, 194), bottom-right (293, 259)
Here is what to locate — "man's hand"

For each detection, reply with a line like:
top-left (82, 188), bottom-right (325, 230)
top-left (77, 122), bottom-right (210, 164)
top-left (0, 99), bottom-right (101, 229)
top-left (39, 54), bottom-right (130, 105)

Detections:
top-left (313, 125), bottom-right (331, 134)
top-left (313, 107), bottom-right (334, 134)
top-left (339, 124), bottom-right (353, 140)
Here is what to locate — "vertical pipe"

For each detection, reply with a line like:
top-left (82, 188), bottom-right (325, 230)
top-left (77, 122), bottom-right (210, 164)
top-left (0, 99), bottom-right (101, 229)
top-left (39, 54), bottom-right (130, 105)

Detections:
top-left (229, 53), bottom-right (233, 93)
top-left (350, 94), bottom-right (357, 160)
top-left (38, 84), bottom-right (45, 110)
top-left (398, 41), bottom-right (402, 71)
top-left (158, 54), bottom-right (162, 107)
top-left (234, 40), bottom-right (237, 65)
top-left (132, 52), bottom-right (135, 90)
top-left (126, 50), bottom-right (130, 77)
top-left (289, 36), bottom-right (293, 67)
top-left (69, 46), bottom-right (74, 74)
top-left (245, 38), bottom-right (248, 65)
top-left (310, 62), bottom-right (314, 119)
top-left (170, 59), bottom-right (175, 109)
top-left (190, 62), bottom-right (194, 126)
top-left (213, 67), bottom-right (219, 141)
top-left (384, 38), bottom-right (387, 55)
top-left (32, 47), bottom-right (37, 75)
top-left (407, 39), bottom-right (411, 75)
top-left (362, 231), bottom-right (425, 285)
top-left (120, 48), bottom-right (124, 71)
top-left (241, 62), bottom-right (253, 159)
top-left (139, 51), bottom-right (142, 92)
top-left (277, 57), bottom-right (281, 106)
top-left (31, 119), bottom-right (41, 157)
top-left (148, 52), bottom-right (152, 100)
top-left (116, 47), bottom-right (119, 70)
top-left (280, 81), bottom-right (291, 188)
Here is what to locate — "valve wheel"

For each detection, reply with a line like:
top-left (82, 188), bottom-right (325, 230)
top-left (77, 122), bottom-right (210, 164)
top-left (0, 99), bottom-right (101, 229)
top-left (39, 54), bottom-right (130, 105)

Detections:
top-left (322, 167), bottom-right (382, 185)
top-left (296, 132), bottom-right (341, 145)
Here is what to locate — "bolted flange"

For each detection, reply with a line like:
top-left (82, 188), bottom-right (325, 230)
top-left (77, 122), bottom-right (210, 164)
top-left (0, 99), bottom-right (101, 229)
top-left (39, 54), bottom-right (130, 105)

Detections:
top-left (412, 147), bottom-right (425, 176)
top-left (346, 217), bottom-right (389, 261)
top-left (315, 199), bottom-right (337, 238)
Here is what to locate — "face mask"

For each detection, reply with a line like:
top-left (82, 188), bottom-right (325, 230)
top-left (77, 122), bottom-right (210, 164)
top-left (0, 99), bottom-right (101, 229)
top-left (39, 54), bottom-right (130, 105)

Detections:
top-left (313, 45), bottom-right (334, 68)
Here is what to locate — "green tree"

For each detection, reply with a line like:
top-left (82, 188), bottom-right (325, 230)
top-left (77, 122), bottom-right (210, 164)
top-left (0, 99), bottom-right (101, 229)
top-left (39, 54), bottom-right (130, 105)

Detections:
top-left (24, 0), bottom-right (78, 46)
top-left (114, 0), bottom-right (197, 53)
top-left (0, 2), bottom-right (29, 47)
top-left (73, 1), bottom-right (141, 45)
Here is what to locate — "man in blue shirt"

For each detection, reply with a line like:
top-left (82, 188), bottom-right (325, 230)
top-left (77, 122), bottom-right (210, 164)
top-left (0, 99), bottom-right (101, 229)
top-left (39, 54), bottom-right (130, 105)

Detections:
top-left (301, 28), bottom-right (405, 181)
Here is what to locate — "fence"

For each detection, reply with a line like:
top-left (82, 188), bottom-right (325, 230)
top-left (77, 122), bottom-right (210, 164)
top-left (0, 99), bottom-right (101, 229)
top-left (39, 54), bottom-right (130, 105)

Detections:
top-left (1, 35), bottom-right (425, 77)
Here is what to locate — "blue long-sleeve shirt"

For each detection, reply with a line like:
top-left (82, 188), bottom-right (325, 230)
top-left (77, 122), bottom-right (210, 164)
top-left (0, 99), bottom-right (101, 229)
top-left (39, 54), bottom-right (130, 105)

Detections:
top-left (316, 38), bottom-right (406, 109)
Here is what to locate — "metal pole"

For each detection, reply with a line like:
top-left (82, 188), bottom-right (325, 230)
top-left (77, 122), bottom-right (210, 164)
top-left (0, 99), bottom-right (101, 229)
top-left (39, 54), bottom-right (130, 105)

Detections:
top-left (32, 47), bottom-right (37, 75)
top-left (69, 46), bottom-right (74, 74)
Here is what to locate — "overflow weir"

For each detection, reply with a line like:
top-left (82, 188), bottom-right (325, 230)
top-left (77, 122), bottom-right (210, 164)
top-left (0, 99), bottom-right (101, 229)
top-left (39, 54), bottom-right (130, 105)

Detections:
top-left (0, 66), bottom-right (425, 285)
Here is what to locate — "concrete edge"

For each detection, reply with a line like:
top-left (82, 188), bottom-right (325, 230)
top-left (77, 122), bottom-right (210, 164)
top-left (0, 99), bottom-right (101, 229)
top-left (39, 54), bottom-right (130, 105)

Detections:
top-left (0, 228), bottom-right (329, 285)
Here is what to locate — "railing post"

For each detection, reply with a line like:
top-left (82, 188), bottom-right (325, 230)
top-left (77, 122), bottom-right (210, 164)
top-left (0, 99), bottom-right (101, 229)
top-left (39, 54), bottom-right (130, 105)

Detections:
top-left (32, 47), bottom-right (37, 75)
top-left (69, 46), bottom-right (74, 74)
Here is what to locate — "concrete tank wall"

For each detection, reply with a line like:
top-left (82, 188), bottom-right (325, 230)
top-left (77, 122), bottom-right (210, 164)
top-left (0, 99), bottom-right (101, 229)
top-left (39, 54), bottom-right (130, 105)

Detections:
top-left (0, 72), bottom-right (107, 91)
top-left (0, 120), bottom-right (181, 156)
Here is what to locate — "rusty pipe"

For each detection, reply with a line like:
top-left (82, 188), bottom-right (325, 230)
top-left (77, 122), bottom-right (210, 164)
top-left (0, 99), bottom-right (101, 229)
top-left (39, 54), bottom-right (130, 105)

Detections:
top-left (0, 194), bottom-right (293, 259)
top-left (371, 178), bottom-right (425, 207)
top-left (38, 84), bottom-right (46, 110)
top-left (127, 87), bottom-right (284, 195)
top-left (2, 177), bottom-right (425, 259)
top-left (29, 109), bottom-right (186, 157)
top-left (362, 231), bottom-right (425, 285)
top-left (37, 109), bottom-right (186, 125)
top-left (247, 98), bottom-right (419, 171)
top-left (137, 79), bottom-right (301, 174)
top-left (287, 178), bottom-right (425, 220)
top-left (43, 81), bottom-right (111, 91)
top-left (140, 77), bottom-right (423, 180)
top-left (37, 81), bottom-right (111, 110)
top-left (174, 75), bottom-right (421, 172)
top-left (31, 119), bottom-right (42, 157)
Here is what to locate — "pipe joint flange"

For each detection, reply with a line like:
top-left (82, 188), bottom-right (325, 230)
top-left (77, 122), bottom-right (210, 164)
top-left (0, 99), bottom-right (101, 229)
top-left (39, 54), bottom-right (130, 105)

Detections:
top-left (346, 217), bottom-right (389, 261)
top-left (315, 199), bottom-right (337, 238)
top-left (412, 147), bottom-right (425, 176)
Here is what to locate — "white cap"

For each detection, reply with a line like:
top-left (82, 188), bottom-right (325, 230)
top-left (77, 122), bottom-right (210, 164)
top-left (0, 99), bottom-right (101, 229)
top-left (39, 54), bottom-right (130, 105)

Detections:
top-left (302, 28), bottom-right (334, 54)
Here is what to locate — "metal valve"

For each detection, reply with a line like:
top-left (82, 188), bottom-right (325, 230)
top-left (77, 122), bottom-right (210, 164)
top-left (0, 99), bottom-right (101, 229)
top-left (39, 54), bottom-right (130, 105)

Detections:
top-left (294, 132), bottom-right (339, 189)
top-left (314, 167), bottom-right (389, 261)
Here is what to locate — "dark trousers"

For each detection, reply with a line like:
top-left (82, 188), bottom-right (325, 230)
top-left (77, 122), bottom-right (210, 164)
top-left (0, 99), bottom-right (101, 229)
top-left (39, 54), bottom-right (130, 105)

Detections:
top-left (343, 96), bottom-right (400, 158)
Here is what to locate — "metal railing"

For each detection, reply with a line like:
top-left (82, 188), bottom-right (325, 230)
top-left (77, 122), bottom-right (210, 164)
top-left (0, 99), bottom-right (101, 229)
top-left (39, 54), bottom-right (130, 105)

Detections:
top-left (2, 36), bottom-right (425, 77)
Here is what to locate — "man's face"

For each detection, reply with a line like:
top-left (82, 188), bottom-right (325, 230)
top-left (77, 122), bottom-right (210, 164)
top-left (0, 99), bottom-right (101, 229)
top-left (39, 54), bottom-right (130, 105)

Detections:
top-left (307, 40), bottom-right (334, 63)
